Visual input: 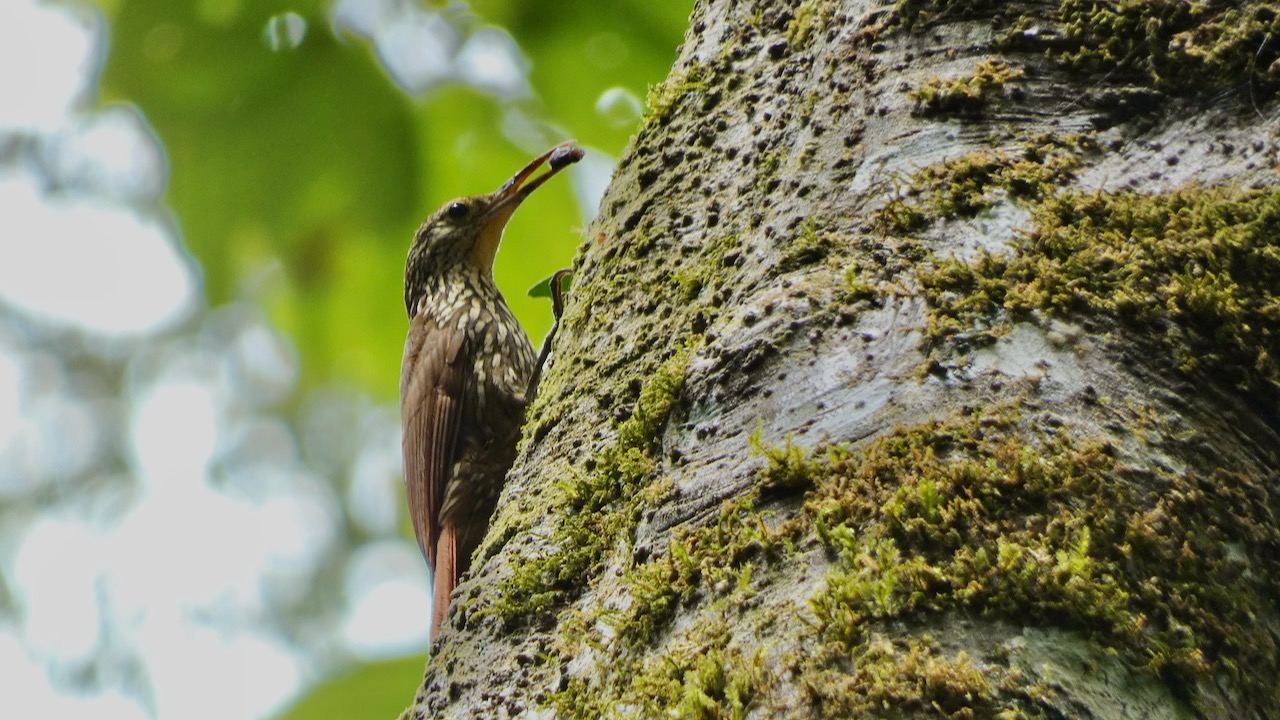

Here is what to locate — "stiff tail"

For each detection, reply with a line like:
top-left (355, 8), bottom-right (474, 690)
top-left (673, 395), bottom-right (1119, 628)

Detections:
top-left (431, 525), bottom-right (458, 638)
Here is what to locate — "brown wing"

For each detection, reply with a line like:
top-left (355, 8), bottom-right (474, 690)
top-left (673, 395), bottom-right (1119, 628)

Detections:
top-left (400, 309), bottom-right (467, 570)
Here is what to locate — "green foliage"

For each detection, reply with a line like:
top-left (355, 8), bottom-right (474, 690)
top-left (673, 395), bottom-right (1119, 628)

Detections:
top-left (468, 1), bottom-right (695, 146)
top-left (89, 0), bottom-right (415, 394)
top-left (273, 656), bottom-right (426, 720)
top-left (87, 0), bottom-right (691, 398)
top-left (527, 270), bottom-right (573, 299)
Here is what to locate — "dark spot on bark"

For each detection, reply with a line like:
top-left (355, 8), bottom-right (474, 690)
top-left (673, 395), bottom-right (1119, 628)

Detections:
top-left (638, 166), bottom-right (661, 188)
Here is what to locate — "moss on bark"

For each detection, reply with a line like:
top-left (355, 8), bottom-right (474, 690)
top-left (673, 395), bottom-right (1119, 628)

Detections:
top-left (919, 186), bottom-right (1280, 399)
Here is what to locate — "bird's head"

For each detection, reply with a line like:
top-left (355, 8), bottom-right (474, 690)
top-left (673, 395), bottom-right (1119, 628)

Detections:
top-left (404, 142), bottom-right (582, 315)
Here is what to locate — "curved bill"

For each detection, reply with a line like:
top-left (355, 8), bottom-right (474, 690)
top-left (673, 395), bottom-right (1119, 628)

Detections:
top-left (470, 141), bottom-right (583, 267)
top-left (486, 141), bottom-right (583, 218)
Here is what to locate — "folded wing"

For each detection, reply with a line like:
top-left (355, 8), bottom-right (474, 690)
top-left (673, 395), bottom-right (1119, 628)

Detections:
top-left (401, 310), bottom-right (467, 598)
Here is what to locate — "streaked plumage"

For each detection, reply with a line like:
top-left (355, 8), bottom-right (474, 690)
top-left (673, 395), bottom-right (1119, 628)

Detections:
top-left (401, 143), bottom-right (580, 638)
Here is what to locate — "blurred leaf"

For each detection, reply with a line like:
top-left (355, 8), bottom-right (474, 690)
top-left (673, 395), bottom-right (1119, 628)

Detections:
top-left (273, 656), bottom-right (425, 720)
top-left (527, 273), bottom-right (554, 299)
top-left (85, 0), bottom-right (691, 401)
top-left (471, 1), bottom-right (695, 154)
top-left (528, 270), bottom-right (573, 299)
top-left (90, 0), bottom-right (419, 396)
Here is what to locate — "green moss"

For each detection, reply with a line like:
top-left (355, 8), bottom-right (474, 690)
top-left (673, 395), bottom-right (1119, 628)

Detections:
top-left (488, 348), bottom-right (691, 621)
top-left (542, 436), bottom-right (816, 716)
top-left (777, 217), bottom-right (834, 273)
top-left (619, 349), bottom-right (690, 448)
top-left (644, 60), bottom-right (711, 125)
top-left (799, 633), bottom-right (1052, 719)
top-left (908, 58), bottom-right (1025, 117)
top-left (842, 261), bottom-right (879, 300)
top-left (641, 643), bottom-right (767, 720)
top-left (601, 432), bottom-right (818, 654)
top-left (919, 186), bottom-right (1280, 395)
top-left (615, 491), bottom-right (794, 651)
top-left (895, 0), bottom-right (1280, 103)
top-left (798, 408), bottom-right (1280, 715)
top-left (899, 143), bottom-right (1083, 220)
top-left (786, 0), bottom-right (831, 48)
top-left (1051, 0), bottom-right (1280, 98)
top-left (754, 148), bottom-right (784, 197)
top-left (890, 0), bottom-right (1003, 31)
top-left (749, 425), bottom-right (824, 492)
top-left (539, 402), bottom-right (1280, 715)
top-left (550, 623), bottom-right (770, 720)
top-left (674, 232), bottom-right (741, 305)
top-left (872, 137), bottom-right (1088, 240)
top-left (528, 365), bottom-right (1278, 715)
top-left (875, 197), bottom-right (931, 235)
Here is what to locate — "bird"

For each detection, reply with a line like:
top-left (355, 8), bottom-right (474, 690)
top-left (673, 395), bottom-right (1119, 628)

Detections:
top-left (400, 142), bottom-right (583, 639)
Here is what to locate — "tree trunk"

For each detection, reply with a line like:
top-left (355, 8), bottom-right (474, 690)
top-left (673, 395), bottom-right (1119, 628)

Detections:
top-left (404, 0), bottom-right (1280, 717)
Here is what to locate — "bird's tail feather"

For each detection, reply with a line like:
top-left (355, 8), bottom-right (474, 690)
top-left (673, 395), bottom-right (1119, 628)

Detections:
top-left (432, 525), bottom-right (458, 639)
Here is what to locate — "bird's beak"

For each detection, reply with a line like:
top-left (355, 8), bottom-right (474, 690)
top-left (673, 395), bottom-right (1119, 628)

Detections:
top-left (473, 141), bottom-right (582, 267)
top-left (488, 141), bottom-right (582, 215)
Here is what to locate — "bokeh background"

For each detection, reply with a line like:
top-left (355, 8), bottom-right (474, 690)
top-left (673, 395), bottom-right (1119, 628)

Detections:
top-left (0, 1), bottom-right (691, 717)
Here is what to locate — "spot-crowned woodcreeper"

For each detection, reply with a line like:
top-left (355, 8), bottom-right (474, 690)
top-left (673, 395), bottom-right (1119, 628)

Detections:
top-left (401, 142), bottom-right (582, 638)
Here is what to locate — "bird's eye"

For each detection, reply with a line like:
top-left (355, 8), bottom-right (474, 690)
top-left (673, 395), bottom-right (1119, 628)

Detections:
top-left (446, 202), bottom-right (470, 220)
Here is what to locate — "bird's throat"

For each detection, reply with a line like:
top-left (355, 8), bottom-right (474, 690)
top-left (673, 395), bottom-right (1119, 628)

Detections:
top-left (470, 202), bottom-right (518, 271)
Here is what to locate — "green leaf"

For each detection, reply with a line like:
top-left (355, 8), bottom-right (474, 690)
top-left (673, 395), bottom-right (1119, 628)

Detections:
top-left (528, 270), bottom-right (574, 299)
top-left (273, 656), bottom-right (426, 720)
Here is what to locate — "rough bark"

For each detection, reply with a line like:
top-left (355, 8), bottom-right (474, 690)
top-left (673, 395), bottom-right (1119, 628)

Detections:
top-left (403, 0), bottom-right (1280, 717)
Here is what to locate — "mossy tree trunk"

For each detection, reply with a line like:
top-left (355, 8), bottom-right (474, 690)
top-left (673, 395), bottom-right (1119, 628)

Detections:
top-left (404, 0), bottom-right (1280, 717)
